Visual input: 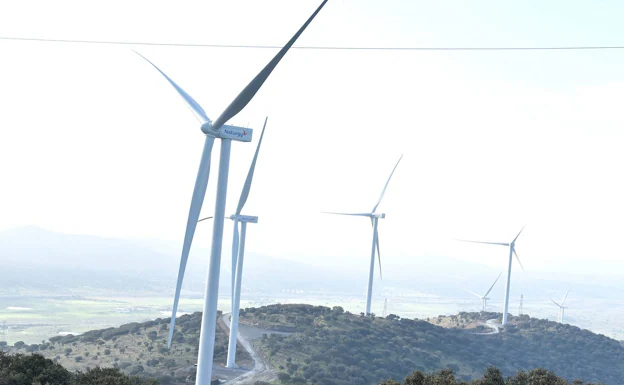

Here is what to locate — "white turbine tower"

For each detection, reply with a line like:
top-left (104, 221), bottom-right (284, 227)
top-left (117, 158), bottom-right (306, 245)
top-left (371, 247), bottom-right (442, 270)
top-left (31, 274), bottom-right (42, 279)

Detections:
top-left (550, 288), bottom-right (571, 324)
top-left (466, 272), bottom-right (502, 312)
top-left (324, 155), bottom-right (403, 316)
top-left (225, 117), bottom-right (267, 368)
top-left (136, 3), bottom-right (327, 384)
top-left (227, 121), bottom-right (266, 318)
top-left (458, 227), bottom-right (525, 326)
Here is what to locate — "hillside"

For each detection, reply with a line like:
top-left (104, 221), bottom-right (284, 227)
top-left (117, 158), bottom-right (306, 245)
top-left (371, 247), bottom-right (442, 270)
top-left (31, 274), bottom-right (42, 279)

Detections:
top-left (377, 367), bottom-right (601, 385)
top-left (0, 351), bottom-right (592, 385)
top-left (0, 351), bottom-right (157, 385)
top-left (4, 311), bottom-right (249, 385)
top-left (3, 304), bottom-right (622, 384)
top-left (240, 304), bottom-right (623, 385)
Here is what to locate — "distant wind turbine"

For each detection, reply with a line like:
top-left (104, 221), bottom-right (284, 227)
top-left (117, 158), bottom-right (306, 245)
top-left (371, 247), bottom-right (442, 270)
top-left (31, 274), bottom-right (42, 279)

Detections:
top-left (135, 2), bottom-right (328, 383)
top-left (458, 227), bottom-right (525, 325)
top-left (550, 288), bottom-right (571, 324)
top-left (324, 155), bottom-right (403, 316)
top-left (466, 272), bottom-right (502, 312)
top-left (226, 117), bottom-right (267, 368)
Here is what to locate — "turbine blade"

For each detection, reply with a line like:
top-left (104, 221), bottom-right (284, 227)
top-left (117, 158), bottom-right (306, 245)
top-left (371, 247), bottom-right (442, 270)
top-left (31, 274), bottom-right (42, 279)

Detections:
top-left (513, 248), bottom-right (525, 271)
top-left (561, 287), bottom-right (571, 306)
top-left (463, 288), bottom-right (483, 299)
top-left (321, 211), bottom-right (371, 217)
top-left (210, 0), bottom-right (328, 132)
top-left (236, 117), bottom-right (268, 215)
top-left (231, 221), bottom-right (240, 303)
top-left (372, 219), bottom-right (382, 280)
top-left (512, 225), bottom-right (526, 243)
top-left (484, 272), bottom-right (503, 297)
top-left (372, 155), bottom-right (403, 213)
top-left (455, 239), bottom-right (509, 247)
top-left (168, 136), bottom-right (215, 348)
top-left (135, 51), bottom-right (210, 124)
top-left (198, 216), bottom-right (213, 223)
top-left (550, 297), bottom-right (562, 308)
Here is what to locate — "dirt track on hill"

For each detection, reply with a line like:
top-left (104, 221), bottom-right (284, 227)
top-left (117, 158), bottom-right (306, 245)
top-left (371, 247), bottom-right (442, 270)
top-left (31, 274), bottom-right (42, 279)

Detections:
top-left (219, 313), bottom-right (291, 385)
top-left (473, 319), bottom-right (501, 335)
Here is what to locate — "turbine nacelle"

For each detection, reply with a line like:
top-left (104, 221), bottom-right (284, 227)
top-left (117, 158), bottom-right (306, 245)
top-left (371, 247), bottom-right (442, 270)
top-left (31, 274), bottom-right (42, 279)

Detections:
top-left (229, 214), bottom-right (259, 224)
top-left (201, 122), bottom-right (254, 142)
top-left (371, 213), bottom-right (386, 219)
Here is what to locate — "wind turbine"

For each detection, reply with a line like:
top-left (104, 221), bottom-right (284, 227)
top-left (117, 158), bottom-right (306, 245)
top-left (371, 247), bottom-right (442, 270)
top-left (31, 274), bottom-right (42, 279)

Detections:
top-left (458, 227), bottom-right (525, 325)
top-left (136, 2), bottom-right (328, 384)
top-left (324, 155), bottom-right (403, 316)
top-left (195, 209), bottom-right (245, 326)
top-left (465, 272), bottom-right (502, 312)
top-left (226, 117), bottom-right (267, 368)
top-left (550, 288), bottom-right (571, 323)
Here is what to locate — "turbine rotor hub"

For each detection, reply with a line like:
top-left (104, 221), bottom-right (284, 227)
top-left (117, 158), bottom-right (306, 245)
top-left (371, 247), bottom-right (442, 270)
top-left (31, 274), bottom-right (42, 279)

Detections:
top-left (201, 121), bottom-right (219, 136)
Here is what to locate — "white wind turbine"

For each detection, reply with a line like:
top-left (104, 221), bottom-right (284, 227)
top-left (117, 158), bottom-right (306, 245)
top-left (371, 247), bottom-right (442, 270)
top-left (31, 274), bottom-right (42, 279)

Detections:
top-left (466, 272), bottom-right (502, 312)
top-left (225, 117), bottom-right (267, 368)
top-left (324, 155), bottom-right (403, 316)
top-left (550, 288), bottom-right (571, 324)
top-left (458, 227), bottom-right (525, 326)
top-left (197, 119), bottom-right (267, 368)
top-left (136, 2), bottom-right (328, 384)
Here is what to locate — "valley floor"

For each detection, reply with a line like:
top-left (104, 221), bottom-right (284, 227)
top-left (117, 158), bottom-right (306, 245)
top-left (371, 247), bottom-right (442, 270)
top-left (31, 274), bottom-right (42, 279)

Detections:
top-left (2, 291), bottom-right (623, 346)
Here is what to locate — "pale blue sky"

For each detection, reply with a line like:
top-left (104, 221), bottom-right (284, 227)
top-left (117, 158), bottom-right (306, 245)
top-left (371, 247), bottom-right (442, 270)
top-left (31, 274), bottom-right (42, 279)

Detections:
top-left (358, 1), bottom-right (624, 90)
top-left (0, 0), bottom-right (623, 275)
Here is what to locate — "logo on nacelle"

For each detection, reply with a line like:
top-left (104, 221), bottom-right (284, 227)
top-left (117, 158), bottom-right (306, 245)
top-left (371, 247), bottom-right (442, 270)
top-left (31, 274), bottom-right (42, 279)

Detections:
top-left (220, 125), bottom-right (253, 142)
top-left (231, 214), bottom-right (258, 223)
top-left (239, 215), bottom-right (258, 223)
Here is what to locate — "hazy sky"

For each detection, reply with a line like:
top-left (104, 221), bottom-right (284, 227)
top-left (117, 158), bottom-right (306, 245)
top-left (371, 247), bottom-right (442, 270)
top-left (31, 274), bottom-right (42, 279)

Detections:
top-left (1, 0), bottom-right (623, 275)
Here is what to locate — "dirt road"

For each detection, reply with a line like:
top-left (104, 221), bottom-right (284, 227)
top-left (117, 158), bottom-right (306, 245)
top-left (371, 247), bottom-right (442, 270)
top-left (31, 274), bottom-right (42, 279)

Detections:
top-left (474, 319), bottom-right (501, 335)
top-left (220, 313), bottom-right (290, 385)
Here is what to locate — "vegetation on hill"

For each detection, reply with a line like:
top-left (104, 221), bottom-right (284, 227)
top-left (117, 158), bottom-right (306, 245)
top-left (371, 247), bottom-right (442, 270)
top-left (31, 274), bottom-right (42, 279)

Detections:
top-left (3, 304), bottom-right (621, 384)
top-left (378, 367), bottom-right (604, 385)
top-left (0, 351), bottom-right (156, 385)
top-left (239, 304), bottom-right (623, 385)
top-left (3, 350), bottom-right (601, 385)
top-left (4, 311), bottom-right (249, 385)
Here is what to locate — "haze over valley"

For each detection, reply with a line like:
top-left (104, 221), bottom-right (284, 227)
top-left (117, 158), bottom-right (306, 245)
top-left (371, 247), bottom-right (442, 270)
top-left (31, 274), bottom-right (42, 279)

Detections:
top-left (2, 226), bottom-right (622, 346)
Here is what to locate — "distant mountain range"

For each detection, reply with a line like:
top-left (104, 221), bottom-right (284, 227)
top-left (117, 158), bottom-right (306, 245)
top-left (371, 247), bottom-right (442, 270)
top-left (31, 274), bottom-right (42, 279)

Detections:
top-left (1, 226), bottom-right (623, 303)
top-left (0, 226), bottom-right (364, 295)
top-left (0, 226), bottom-right (511, 297)
top-left (0, 225), bottom-right (170, 271)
